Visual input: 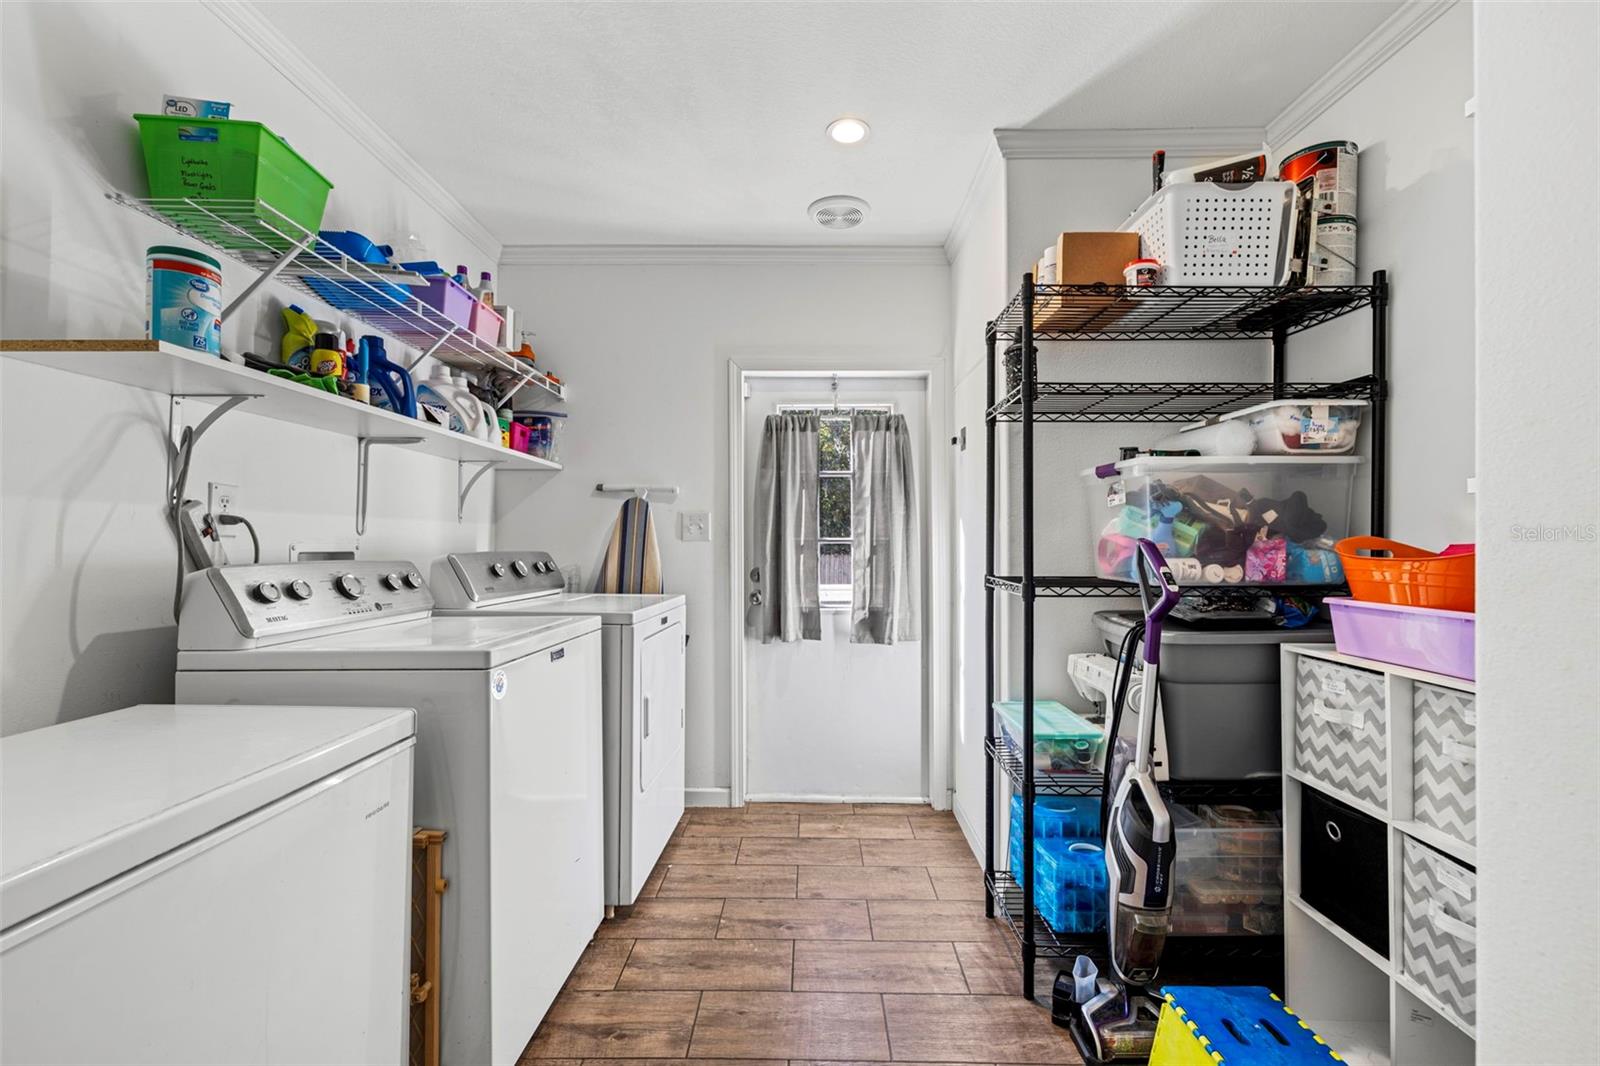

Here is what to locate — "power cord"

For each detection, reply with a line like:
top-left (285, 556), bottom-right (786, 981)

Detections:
top-left (1099, 618), bottom-right (1147, 843)
top-left (204, 513), bottom-right (260, 565)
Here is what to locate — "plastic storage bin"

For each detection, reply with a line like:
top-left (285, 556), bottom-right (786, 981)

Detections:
top-left (414, 275), bottom-right (476, 330)
top-left (1291, 656), bottom-right (1389, 809)
top-left (1325, 598), bottom-right (1475, 681)
top-left (514, 411), bottom-right (567, 463)
top-left (1094, 611), bottom-right (1331, 780)
top-left (1221, 399), bottom-right (1368, 455)
top-left (1335, 537), bottom-right (1475, 612)
top-left (992, 700), bottom-right (1104, 771)
top-left (1084, 456), bottom-right (1359, 586)
top-left (1007, 793), bottom-right (1100, 873)
top-left (135, 115), bottom-right (333, 234)
top-left (469, 300), bottom-right (504, 345)
top-left (1169, 804), bottom-right (1282, 936)
top-left (1033, 839), bottom-right (1108, 934)
top-left (1119, 180), bottom-right (1299, 286)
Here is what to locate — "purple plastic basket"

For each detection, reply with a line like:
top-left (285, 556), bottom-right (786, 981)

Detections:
top-left (413, 275), bottom-right (475, 329)
top-left (1325, 597), bottom-right (1475, 680)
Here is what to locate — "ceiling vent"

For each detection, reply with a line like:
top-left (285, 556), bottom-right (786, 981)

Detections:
top-left (808, 195), bottom-right (869, 230)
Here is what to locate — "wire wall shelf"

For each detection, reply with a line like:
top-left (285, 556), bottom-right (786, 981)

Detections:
top-left (986, 376), bottom-right (1379, 424)
top-left (111, 193), bottom-right (566, 406)
top-left (991, 283), bottom-right (1377, 341)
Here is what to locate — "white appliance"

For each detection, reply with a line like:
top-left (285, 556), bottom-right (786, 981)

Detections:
top-left (432, 550), bottom-right (685, 906)
top-left (0, 702), bottom-right (415, 1065)
top-left (174, 562), bottom-right (602, 1066)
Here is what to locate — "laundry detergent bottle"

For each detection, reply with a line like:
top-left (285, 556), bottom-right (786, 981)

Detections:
top-left (416, 363), bottom-right (475, 434)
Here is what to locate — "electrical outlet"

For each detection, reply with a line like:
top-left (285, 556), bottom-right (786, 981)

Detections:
top-left (208, 482), bottom-right (241, 537)
top-left (679, 511), bottom-right (711, 543)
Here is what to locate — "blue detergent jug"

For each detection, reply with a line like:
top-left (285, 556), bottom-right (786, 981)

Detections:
top-left (364, 338), bottom-right (417, 419)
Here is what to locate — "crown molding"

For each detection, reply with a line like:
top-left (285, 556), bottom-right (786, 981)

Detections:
top-left (1266, 0), bottom-right (1459, 148)
top-left (994, 127), bottom-right (1265, 160)
top-left (200, 0), bottom-right (501, 263)
top-left (497, 244), bottom-right (950, 267)
top-left (943, 139), bottom-right (1004, 263)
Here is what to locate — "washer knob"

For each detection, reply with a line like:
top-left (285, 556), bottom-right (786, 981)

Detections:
top-left (287, 579), bottom-right (314, 600)
top-left (404, 570), bottom-right (424, 589)
top-left (534, 560), bottom-right (551, 574)
top-left (490, 562), bottom-right (507, 578)
top-left (382, 572), bottom-right (403, 591)
top-left (252, 581), bottom-right (282, 604)
top-left (511, 559), bottom-right (530, 578)
top-left (336, 574), bottom-right (365, 600)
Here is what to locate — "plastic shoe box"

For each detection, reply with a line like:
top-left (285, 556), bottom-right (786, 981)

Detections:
top-left (1169, 804), bottom-right (1283, 936)
top-left (992, 700), bottom-right (1105, 772)
top-left (1083, 455), bottom-right (1360, 586)
top-left (1006, 793), bottom-right (1100, 873)
top-left (1094, 611), bottom-right (1331, 781)
top-left (1033, 838), bottom-right (1108, 934)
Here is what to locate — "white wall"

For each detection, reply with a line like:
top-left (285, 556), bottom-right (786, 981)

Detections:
top-left (947, 152), bottom-right (1007, 844)
top-left (492, 258), bottom-right (949, 804)
top-left (0, 1), bottom-right (503, 735)
top-left (1272, 1), bottom-right (1475, 549)
top-left (1474, 3), bottom-right (1600, 1061)
top-left (743, 376), bottom-right (928, 802)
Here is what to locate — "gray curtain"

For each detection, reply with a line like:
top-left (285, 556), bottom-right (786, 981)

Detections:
top-left (748, 412), bottom-right (821, 643)
top-left (850, 410), bottom-right (920, 644)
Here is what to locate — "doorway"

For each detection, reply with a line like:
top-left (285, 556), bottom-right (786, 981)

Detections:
top-left (739, 374), bottom-right (930, 803)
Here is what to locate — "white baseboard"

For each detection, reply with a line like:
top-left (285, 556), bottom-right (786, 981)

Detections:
top-left (952, 794), bottom-right (985, 865)
top-left (685, 786), bottom-right (732, 808)
top-left (744, 792), bottom-right (930, 806)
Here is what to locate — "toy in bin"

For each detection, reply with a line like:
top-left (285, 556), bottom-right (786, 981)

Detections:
top-left (1152, 986), bottom-right (1344, 1065)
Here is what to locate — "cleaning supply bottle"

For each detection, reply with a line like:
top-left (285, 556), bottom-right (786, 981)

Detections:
top-left (453, 265), bottom-right (470, 287)
top-left (417, 364), bottom-right (473, 434)
top-left (477, 271), bottom-right (494, 304)
top-left (280, 304), bottom-right (319, 370)
top-left (365, 339), bottom-right (417, 418)
top-left (348, 337), bottom-right (371, 404)
top-left (306, 328), bottom-right (344, 378)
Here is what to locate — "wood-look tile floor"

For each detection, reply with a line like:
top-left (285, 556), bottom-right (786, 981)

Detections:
top-left (522, 803), bottom-right (1081, 1065)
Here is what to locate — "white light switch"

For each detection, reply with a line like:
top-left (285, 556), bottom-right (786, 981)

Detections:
top-left (679, 511), bottom-right (711, 542)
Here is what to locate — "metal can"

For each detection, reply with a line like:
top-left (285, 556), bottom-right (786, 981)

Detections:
top-left (1310, 215), bottom-right (1358, 287)
top-left (1280, 140), bottom-right (1359, 219)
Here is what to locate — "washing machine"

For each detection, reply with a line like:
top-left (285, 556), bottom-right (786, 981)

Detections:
top-left (174, 561), bottom-right (602, 1066)
top-left (431, 550), bottom-right (685, 906)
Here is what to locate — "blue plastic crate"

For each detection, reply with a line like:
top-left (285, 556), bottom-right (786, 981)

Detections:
top-left (1007, 793), bottom-right (1101, 871)
top-left (1034, 838), bottom-right (1108, 934)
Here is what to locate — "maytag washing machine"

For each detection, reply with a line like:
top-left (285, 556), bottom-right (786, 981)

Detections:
top-left (174, 561), bottom-right (601, 1066)
top-left (432, 550), bottom-right (685, 906)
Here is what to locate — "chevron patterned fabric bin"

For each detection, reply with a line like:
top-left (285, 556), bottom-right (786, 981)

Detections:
top-left (1401, 836), bottom-right (1477, 1025)
top-left (1412, 685), bottom-right (1477, 846)
top-left (1292, 657), bottom-right (1388, 808)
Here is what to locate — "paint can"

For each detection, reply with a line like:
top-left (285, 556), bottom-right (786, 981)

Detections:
top-left (1310, 215), bottom-right (1358, 287)
top-left (146, 245), bottom-right (222, 355)
top-left (1280, 140), bottom-right (1359, 218)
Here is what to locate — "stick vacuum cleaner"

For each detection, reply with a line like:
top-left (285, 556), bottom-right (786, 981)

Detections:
top-left (1060, 539), bottom-right (1181, 1064)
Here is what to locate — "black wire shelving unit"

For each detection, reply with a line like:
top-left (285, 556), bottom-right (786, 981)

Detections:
top-left (982, 272), bottom-right (1390, 998)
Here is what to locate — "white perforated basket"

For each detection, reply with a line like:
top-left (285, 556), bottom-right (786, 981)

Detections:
top-left (1121, 180), bottom-right (1299, 286)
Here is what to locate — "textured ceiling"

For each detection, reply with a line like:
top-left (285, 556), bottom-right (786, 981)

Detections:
top-left (258, 0), bottom-right (1399, 245)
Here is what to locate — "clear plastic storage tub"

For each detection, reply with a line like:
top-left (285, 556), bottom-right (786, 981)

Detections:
top-left (992, 700), bottom-right (1105, 771)
top-left (1221, 399), bottom-right (1368, 455)
top-left (1083, 455), bottom-right (1361, 586)
top-left (1007, 793), bottom-right (1100, 872)
top-left (1034, 839), bottom-right (1109, 934)
top-left (1169, 804), bottom-right (1283, 936)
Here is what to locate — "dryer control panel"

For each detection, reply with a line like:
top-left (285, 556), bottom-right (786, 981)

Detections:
top-left (434, 551), bottom-right (565, 608)
top-left (179, 561), bottom-right (434, 647)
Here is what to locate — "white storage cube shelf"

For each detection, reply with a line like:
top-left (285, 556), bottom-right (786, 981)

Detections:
top-left (1280, 643), bottom-right (1478, 1066)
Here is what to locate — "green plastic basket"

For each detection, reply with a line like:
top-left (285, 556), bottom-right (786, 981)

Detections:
top-left (134, 115), bottom-right (333, 236)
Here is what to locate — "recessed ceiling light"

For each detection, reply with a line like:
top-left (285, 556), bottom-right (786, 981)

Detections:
top-left (827, 117), bottom-right (870, 145)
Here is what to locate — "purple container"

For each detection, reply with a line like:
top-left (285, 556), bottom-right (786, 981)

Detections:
top-left (1325, 597), bottom-right (1475, 680)
top-left (413, 275), bottom-right (475, 329)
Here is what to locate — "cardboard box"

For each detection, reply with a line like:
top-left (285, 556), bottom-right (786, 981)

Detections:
top-left (1055, 231), bottom-right (1141, 286)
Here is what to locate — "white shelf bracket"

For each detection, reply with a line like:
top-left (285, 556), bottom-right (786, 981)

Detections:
top-left (458, 460), bottom-right (501, 522)
top-left (356, 436), bottom-right (424, 536)
top-left (219, 231), bottom-right (318, 323)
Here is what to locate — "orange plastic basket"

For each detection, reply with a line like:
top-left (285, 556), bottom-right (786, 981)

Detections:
top-left (1334, 537), bottom-right (1475, 612)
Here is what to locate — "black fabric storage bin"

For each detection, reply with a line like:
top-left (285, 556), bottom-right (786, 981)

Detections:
top-left (1301, 787), bottom-right (1388, 957)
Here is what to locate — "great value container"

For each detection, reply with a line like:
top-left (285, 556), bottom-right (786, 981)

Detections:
top-left (1083, 455), bottom-right (1361, 585)
top-left (146, 246), bottom-right (222, 355)
top-left (134, 115), bottom-right (333, 234)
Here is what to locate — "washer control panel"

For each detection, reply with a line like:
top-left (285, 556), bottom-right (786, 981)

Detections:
top-left (198, 561), bottom-right (433, 640)
top-left (440, 550), bottom-right (565, 605)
